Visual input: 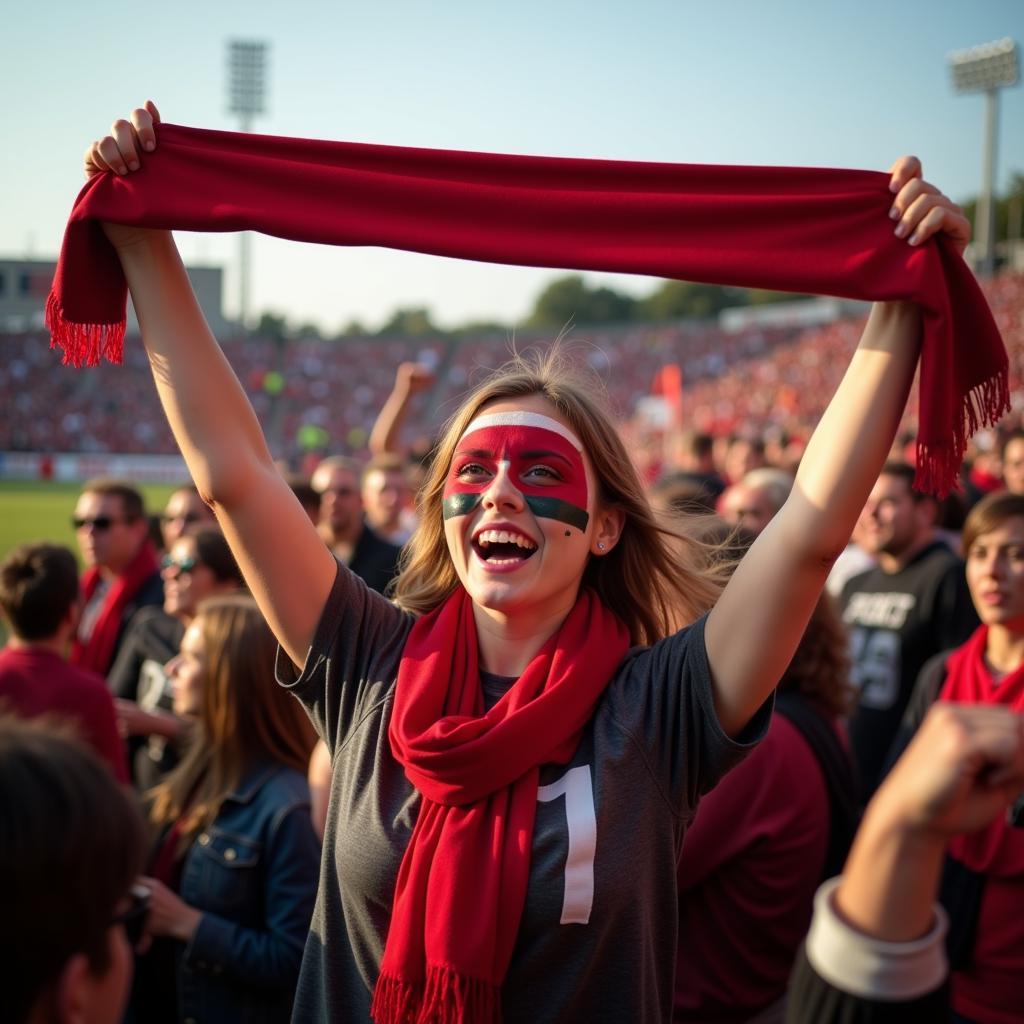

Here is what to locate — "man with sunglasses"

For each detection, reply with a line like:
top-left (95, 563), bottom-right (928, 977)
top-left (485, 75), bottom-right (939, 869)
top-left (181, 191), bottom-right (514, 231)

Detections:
top-left (159, 484), bottom-right (217, 550)
top-left (0, 716), bottom-right (148, 1024)
top-left (71, 478), bottom-right (165, 676)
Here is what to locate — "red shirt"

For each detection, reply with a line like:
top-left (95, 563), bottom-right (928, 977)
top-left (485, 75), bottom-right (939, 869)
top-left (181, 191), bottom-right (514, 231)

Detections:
top-left (674, 713), bottom-right (830, 1022)
top-left (0, 645), bottom-right (129, 783)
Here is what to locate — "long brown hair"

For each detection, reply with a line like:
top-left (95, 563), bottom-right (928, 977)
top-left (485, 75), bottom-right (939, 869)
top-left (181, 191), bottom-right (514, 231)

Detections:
top-left (150, 595), bottom-right (316, 846)
top-left (393, 347), bottom-right (726, 644)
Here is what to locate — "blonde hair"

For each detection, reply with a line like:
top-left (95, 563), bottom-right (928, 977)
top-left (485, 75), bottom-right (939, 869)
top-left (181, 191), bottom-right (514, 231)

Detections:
top-left (150, 595), bottom-right (316, 848)
top-left (393, 348), bottom-right (725, 645)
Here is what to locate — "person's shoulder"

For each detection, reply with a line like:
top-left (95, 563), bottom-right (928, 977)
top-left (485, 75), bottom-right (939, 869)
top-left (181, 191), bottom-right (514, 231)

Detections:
top-left (251, 762), bottom-right (312, 807)
top-left (124, 603), bottom-right (180, 640)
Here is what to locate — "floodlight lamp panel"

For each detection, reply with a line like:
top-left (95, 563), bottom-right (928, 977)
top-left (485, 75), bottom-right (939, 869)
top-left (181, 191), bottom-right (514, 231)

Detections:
top-left (948, 37), bottom-right (1019, 92)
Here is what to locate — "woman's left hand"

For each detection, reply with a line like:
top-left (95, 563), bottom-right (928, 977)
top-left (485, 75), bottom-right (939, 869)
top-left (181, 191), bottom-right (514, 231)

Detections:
top-left (888, 156), bottom-right (971, 255)
top-left (138, 875), bottom-right (203, 944)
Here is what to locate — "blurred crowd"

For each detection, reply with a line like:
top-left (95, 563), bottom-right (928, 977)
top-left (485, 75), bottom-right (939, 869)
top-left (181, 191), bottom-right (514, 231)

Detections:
top-left (4, 271), bottom-right (1024, 1024)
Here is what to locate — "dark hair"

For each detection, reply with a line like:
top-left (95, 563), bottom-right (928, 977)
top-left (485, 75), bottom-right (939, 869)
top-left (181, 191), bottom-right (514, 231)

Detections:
top-left (0, 543), bottom-right (79, 640)
top-left (285, 474), bottom-right (320, 516)
top-left (880, 460), bottom-right (936, 506)
top-left (962, 491), bottom-right (1024, 556)
top-left (778, 592), bottom-right (855, 717)
top-left (81, 477), bottom-right (146, 521)
top-left (190, 528), bottom-right (245, 587)
top-left (0, 717), bottom-right (144, 1022)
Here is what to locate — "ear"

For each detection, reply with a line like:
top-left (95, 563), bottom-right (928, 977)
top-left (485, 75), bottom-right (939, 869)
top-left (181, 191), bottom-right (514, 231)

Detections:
top-left (54, 952), bottom-right (91, 1024)
top-left (590, 505), bottom-right (625, 556)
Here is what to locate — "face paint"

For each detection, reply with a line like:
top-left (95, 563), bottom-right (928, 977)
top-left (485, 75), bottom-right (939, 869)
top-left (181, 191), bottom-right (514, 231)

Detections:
top-left (442, 411), bottom-right (590, 531)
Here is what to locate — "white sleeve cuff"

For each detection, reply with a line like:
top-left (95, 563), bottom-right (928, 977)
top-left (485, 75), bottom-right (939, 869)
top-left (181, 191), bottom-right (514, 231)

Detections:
top-left (804, 877), bottom-right (948, 1001)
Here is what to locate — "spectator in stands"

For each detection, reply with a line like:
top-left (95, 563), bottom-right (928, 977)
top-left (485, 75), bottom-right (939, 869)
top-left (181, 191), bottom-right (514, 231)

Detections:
top-left (719, 467), bottom-right (793, 536)
top-left (787, 702), bottom-right (1024, 1022)
top-left (362, 452), bottom-right (415, 545)
top-left (1, 717), bottom-right (147, 1024)
top-left (71, 477), bottom-right (164, 675)
top-left (0, 542), bottom-right (128, 781)
top-left (160, 484), bottom-right (217, 549)
top-left (723, 434), bottom-right (766, 485)
top-left (132, 596), bottom-right (319, 1024)
top-left (666, 430), bottom-right (726, 504)
top-left (839, 461), bottom-right (978, 797)
top-left (311, 455), bottom-right (401, 594)
top-left (675, 573), bottom-right (857, 1023)
top-left (108, 528), bottom-right (245, 786)
top-left (1001, 428), bottom-right (1024, 496)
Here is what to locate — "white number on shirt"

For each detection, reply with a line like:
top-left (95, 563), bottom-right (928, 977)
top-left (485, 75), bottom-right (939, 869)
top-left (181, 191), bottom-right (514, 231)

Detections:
top-left (849, 627), bottom-right (902, 710)
top-left (537, 764), bottom-right (596, 925)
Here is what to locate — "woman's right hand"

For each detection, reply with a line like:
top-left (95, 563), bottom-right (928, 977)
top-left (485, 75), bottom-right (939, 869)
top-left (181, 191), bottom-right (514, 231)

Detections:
top-left (84, 100), bottom-right (165, 250)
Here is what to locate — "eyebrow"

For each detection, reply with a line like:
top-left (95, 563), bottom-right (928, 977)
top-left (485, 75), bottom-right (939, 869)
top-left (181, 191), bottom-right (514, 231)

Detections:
top-left (519, 449), bottom-right (574, 467)
top-left (454, 447), bottom-right (494, 459)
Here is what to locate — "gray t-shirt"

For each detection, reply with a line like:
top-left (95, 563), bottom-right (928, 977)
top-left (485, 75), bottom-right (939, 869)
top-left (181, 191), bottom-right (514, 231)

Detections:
top-left (277, 561), bottom-right (769, 1023)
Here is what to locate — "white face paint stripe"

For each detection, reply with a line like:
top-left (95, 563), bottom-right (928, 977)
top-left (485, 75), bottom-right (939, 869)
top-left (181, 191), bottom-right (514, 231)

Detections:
top-left (460, 411), bottom-right (584, 452)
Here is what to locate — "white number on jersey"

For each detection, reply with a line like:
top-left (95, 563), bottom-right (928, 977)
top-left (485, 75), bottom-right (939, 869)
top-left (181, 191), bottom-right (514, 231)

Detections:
top-left (537, 764), bottom-right (596, 925)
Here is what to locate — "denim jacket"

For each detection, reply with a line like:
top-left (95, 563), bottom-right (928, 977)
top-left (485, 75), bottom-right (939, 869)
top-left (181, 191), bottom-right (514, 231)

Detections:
top-left (175, 761), bottom-right (320, 1023)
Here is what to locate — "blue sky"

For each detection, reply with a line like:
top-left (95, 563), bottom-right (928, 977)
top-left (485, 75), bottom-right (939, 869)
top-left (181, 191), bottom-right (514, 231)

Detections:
top-left (3, 0), bottom-right (1022, 331)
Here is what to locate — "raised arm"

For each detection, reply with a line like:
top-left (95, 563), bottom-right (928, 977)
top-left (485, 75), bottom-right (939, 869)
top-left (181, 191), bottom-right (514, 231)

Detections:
top-left (86, 104), bottom-right (335, 666)
top-left (705, 157), bottom-right (972, 736)
top-left (367, 361), bottom-right (435, 457)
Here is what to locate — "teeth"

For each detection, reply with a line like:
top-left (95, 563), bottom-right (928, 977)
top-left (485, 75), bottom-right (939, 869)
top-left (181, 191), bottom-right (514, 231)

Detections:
top-left (475, 529), bottom-right (537, 550)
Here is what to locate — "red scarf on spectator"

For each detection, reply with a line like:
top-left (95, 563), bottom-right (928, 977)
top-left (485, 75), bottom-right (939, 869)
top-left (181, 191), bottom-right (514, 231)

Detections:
top-left (376, 586), bottom-right (629, 1024)
top-left (71, 541), bottom-right (159, 675)
top-left (46, 123), bottom-right (1007, 495)
top-left (941, 626), bottom-right (1024, 877)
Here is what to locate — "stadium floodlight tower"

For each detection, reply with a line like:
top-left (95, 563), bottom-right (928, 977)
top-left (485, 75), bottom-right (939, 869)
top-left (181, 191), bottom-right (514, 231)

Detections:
top-left (227, 39), bottom-right (269, 332)
top-left (948, 37), bottom-right (1019, 277)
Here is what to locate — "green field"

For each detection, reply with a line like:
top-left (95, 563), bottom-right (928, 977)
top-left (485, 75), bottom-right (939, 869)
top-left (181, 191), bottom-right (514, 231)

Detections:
top-left (0, 479), bottom-right (179, 565)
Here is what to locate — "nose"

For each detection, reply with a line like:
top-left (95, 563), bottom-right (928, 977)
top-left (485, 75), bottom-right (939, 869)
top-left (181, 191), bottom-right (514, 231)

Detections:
top-left (480, 461), bottom-right (525, 512)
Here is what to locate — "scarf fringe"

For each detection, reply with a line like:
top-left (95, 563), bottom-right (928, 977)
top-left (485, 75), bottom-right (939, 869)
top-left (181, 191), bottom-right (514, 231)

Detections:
top-left (371, 967), bottom-right (501, 1024)
top-left (45, 291), bottom-right (126, 368)
top-left (914, 368), bottom-right (1010, 498)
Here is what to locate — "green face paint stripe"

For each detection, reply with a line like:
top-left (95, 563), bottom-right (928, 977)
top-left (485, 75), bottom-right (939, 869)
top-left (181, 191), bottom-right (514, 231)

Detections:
top-left (524, 496), bottom-right (589, 532)
top-left (442, 493), bottom-right (482, 520)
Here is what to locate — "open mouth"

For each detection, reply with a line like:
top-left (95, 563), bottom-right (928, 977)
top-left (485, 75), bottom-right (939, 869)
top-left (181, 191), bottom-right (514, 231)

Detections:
top-left (472, 529), bottom-right (538, 566)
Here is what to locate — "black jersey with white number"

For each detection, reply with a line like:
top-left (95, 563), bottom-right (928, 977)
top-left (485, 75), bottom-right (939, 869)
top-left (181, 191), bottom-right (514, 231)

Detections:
top-left (839, 541), bottom-right (977, 797)
top-left (276, 561), bottom-right (767, 1023)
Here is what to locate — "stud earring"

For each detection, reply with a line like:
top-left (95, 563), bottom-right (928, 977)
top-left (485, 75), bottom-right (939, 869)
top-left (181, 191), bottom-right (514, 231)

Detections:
top-left (597, 542), bottom-right (606, 551)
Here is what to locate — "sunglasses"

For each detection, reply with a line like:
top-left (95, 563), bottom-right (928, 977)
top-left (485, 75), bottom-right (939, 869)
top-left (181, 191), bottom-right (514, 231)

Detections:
top-left (161, 555), bottom-right (199, 574)
top-left (111, 884), bottom-right (151, 946)
top-left (161, 511), bottom-right (203, 525)
top-left (72, 516), bottom-right (131, 531)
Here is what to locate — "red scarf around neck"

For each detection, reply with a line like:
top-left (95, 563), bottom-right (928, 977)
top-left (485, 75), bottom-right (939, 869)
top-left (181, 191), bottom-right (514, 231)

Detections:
top-left (375, 586), bottom-right (629, 1024)
top-left (46, 123), bottom-right (1006, 496)
top-left (941, 625), bottom-right (1024, 877)
top-left (71, 540), bottom-right (159, 675)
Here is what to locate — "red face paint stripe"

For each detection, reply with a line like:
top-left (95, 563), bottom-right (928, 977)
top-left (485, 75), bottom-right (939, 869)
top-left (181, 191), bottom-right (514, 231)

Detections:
top-left (443, 422), bottom-right (589, 522)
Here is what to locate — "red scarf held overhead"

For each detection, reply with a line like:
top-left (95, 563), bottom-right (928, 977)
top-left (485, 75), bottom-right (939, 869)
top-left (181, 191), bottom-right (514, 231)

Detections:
top-left (941, 626), bottom-right (1024, 877)
top-left (47, 123), bottom-right (1007, 496)
top-left (71, 540), bottom-right (159, 675)
top-left (375, 586), bottom-right (629, 1024)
